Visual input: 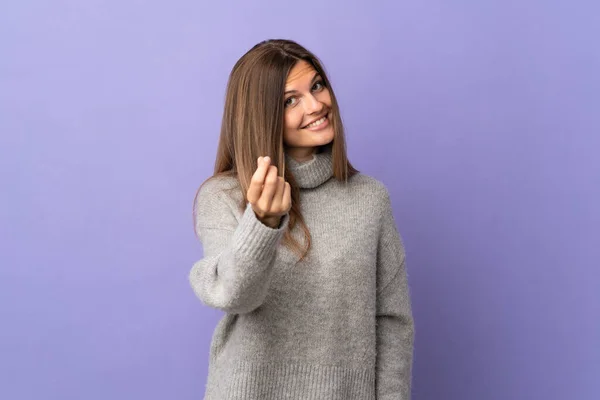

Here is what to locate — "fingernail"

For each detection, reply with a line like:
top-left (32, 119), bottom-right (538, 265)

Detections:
top-left (264, 156), bottom-right (270, 163)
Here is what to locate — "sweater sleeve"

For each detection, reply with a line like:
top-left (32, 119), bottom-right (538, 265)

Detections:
top-left (189, 181), bottom-right (290, 314)
top-left (375, 188), bottom-right (415, 399)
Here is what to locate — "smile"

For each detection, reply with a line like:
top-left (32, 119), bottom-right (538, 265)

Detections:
top-left (303, 114), bottom-right (329, 130)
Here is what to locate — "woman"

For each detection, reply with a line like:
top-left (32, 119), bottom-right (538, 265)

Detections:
top-left (190, 39), bottom-right (414, 399)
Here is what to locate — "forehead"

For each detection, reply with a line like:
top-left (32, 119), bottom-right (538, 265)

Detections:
top-left (285, 60), bottom-right (317, 86)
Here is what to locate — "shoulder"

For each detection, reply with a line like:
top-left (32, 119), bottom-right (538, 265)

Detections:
top-left (193, 175), bottom-right (244, 225)
top-left (343, 173), bottom-right (397, 227)
top-left (347, 172), bottom-right (392, 203)
top-left (195, 175), bottom-right (243, 204)
top-left (197, 174), bottom-right (240, 195)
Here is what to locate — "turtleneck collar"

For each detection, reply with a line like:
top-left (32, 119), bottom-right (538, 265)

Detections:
top-left (284, 144), bottom-right (333, 189)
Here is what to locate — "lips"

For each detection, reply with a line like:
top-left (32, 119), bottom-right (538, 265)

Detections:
top-left (302, 112), bottom-right (329, 129)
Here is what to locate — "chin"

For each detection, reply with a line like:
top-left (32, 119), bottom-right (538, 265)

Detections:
top-left (318, 134), bottom-right (334, 146)
top-left (304, 134), bottom-right (333, 147)
top-left (286, 126), bottom-right (334, 148)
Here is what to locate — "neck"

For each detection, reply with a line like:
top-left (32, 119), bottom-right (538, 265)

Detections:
top-left (284, 144), bottom-right (333, 189)
top-left (285, 146), bottom-right (317, 163)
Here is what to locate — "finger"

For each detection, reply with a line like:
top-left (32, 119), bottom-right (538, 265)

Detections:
top-left (282, 182), bottom-right (291, 212)
top-left (271, 177), bottom-right (285, 211)
top-left (257, 165), bottom-right (278, 211)
top-left (247, 156), bottom-right (271, 203)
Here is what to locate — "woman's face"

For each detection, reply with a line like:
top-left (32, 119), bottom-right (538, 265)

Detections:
top-left (283, 60), bottom-right (334, 161)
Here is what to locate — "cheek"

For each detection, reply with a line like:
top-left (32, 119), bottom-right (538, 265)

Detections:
top-left (284, 109), bottom-right (303, 132)
top-left (317, 89), bottom-right (332, 107)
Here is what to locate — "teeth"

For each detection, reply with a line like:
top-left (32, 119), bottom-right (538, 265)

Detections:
top-left (307, 116), bottom-right (326, 128)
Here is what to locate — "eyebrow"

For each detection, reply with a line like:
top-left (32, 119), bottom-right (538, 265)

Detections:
top-left (284, 72), bottom-right (322, 95)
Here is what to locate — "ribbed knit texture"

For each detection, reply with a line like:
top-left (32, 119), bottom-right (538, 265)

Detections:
top-left (190, 145), bottom-right (414, 399)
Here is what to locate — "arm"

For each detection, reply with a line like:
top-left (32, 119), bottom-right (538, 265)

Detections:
top-left (375, 188), bottom-right (415, 399)
top-left (189, 181), bottom-right (289, 314)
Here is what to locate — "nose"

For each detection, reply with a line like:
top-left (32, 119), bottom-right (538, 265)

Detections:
top-left (303, 93), bottom-right (324, 115)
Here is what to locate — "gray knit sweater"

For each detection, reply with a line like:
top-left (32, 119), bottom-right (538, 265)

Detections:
top-left (190, 147), bottom-right (414, 399)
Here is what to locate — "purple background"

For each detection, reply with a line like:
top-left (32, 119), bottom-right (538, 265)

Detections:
top-left (1, 1), bottom-right (599, 399)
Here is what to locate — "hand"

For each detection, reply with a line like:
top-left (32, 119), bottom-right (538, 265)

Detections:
top-left (247, 156), bottom-right (291, 228)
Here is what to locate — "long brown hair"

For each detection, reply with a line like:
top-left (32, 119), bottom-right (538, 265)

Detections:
top-left (193, 39), bottom-right (359, 262)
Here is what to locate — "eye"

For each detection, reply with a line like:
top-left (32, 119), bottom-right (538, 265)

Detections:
top-left (284, 96), bottom-right (297, 108)
top-left (312, 80), bottom-right (325, 92)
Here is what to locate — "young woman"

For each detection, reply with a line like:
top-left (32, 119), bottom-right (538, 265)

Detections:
top-left (190, 39), bottom-right (414, 400)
